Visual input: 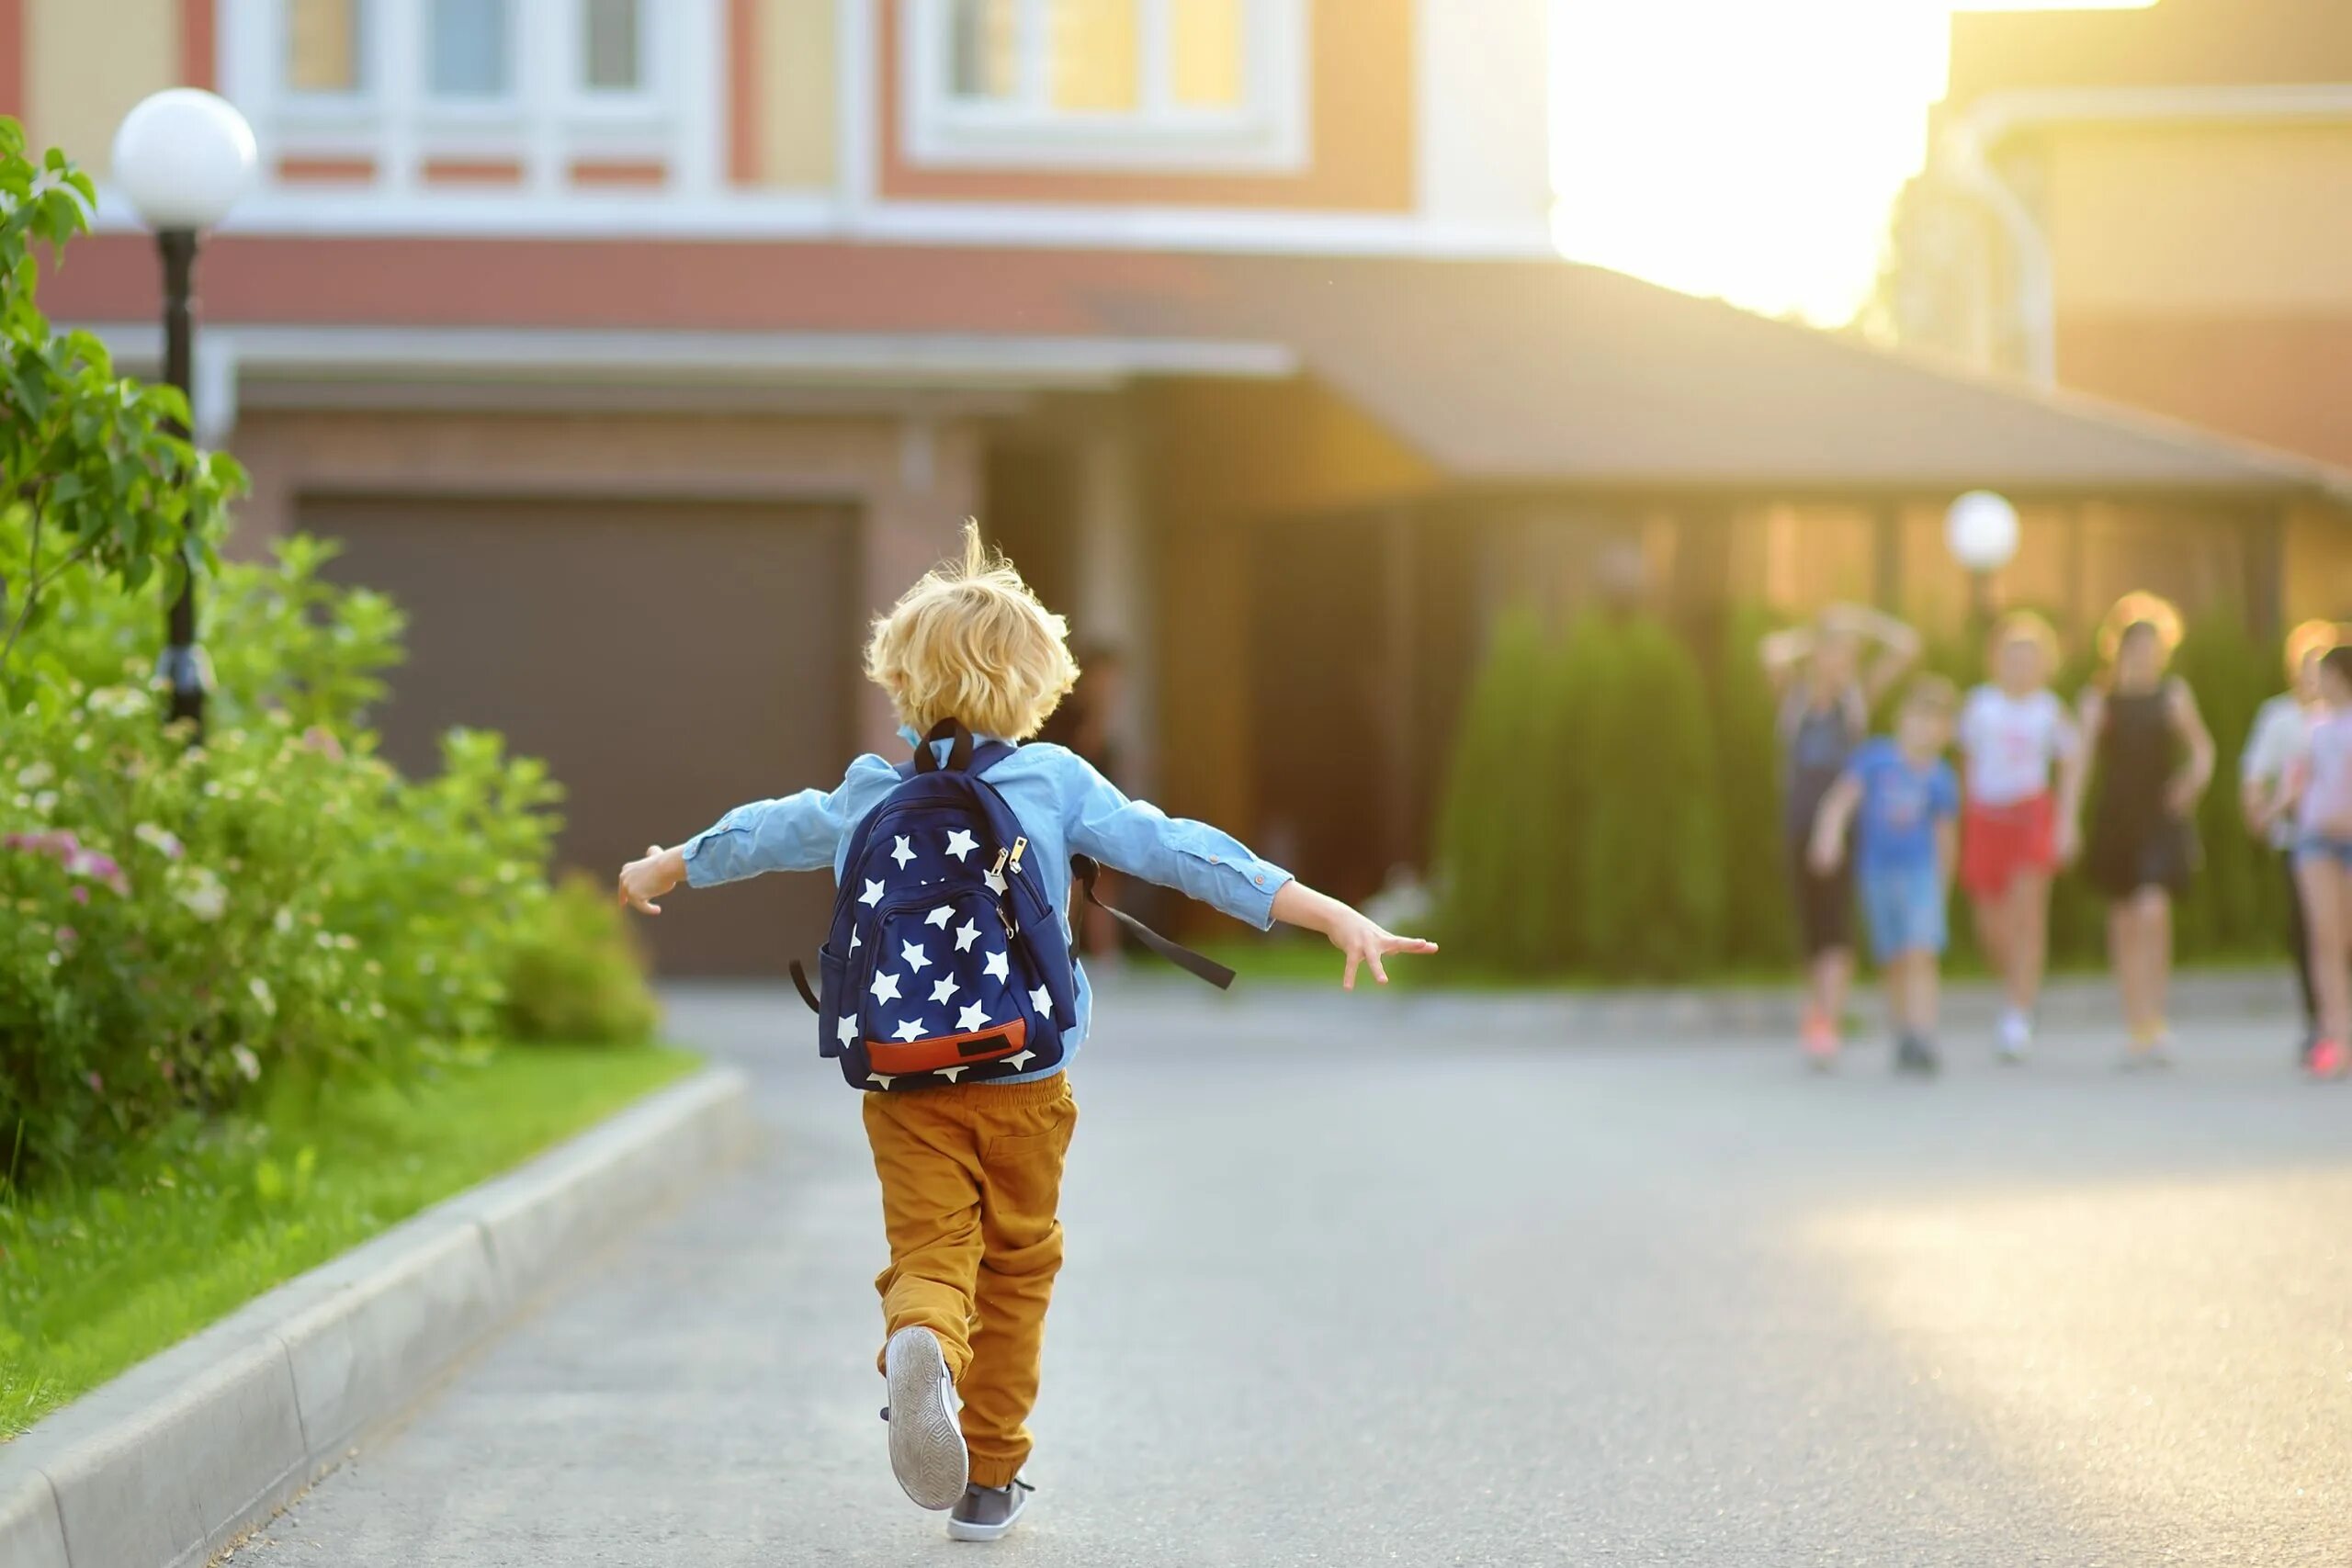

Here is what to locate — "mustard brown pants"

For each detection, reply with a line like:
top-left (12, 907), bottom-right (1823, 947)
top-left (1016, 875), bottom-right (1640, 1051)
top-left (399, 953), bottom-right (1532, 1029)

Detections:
top-left (863, 1072), bottom-right (1078, 1488)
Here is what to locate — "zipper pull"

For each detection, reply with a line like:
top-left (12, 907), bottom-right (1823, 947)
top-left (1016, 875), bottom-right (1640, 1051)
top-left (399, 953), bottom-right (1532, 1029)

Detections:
top-left (989, 847), bottom-right (1010, 877)
top-left (1009, 837), bottom-right (1028, 874)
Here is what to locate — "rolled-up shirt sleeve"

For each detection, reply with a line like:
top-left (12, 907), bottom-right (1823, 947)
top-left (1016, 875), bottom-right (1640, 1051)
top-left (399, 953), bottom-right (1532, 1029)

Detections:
top-left (680, 757), bottom-right (891, 887)
top-left (1060, 757), bottom-right (1293, 930)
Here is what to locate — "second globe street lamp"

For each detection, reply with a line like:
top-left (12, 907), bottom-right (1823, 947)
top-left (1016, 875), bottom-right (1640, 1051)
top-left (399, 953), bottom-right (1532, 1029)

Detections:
top-left (109, 87), bottom-right (257, 737)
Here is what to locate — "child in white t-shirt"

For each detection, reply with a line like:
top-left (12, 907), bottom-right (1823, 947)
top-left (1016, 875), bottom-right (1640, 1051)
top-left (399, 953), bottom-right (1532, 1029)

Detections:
top-left (2242, 619), bottom-right (2342, 1066)
top-left (1955, 612), bottom-right (2085, 1062)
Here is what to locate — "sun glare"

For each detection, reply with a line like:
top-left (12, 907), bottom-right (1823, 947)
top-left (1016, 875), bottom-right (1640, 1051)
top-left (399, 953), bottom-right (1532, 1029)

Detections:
top-left (1550, 0), bottom-right (2160, 326)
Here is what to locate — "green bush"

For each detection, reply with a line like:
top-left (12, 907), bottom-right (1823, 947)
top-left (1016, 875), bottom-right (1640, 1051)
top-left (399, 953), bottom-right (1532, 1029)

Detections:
top-left (500, 874), bottom-right (660, 1045)
top-left (1578, 616), bottom-right (1724, 980)
top-left (1432, 607), bottom-right (1551, 971)
top-left (2170, 615), bottom-right (2278, 961)
top-left (1712, 605), bottom-right (1792, 969)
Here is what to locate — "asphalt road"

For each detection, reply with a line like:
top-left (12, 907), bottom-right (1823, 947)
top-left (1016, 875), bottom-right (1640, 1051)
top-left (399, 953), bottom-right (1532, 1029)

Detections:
top-left (238, 983), bottom-right (2352, 1566)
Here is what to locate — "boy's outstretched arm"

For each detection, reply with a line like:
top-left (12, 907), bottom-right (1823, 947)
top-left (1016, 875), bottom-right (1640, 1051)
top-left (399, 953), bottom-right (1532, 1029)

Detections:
top-left (1270, 881), bottom-right (1440, 991)
top-left (616, 767), bottom-right (885, 915)
top-left (1059, 757), bottom-right (1434, 988)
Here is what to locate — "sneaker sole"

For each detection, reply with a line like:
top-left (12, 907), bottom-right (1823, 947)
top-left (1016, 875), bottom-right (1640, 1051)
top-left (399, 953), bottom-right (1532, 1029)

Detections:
top-left (885, 1328), bottom-right (968, 1511)
top-left (945, 1495), bottom-right (1027, 1543)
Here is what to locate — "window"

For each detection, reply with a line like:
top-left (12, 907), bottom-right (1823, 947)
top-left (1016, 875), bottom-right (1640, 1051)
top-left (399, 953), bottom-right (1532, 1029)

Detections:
top-left (916, 0), bottom-right (1303, 169)
top-left (582, 0), bottom-right (646, 93)
top-left (428, 0), bottom-right (515, 99)
top-left (286, 0), bottom-right (368, 96)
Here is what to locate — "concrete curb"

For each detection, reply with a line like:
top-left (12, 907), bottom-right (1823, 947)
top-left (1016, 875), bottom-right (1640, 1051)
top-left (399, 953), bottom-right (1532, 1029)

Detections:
top-left (0, 1064), bottom-right (752, 1568)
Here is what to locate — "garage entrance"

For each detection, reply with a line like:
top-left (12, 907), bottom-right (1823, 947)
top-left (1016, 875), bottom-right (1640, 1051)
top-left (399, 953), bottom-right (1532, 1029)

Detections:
top-left (306, 495), bottom-right (854, 976)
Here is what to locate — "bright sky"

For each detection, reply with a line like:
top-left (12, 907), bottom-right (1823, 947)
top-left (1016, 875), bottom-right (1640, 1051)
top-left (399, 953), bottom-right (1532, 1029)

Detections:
top-left (1550, 0), bottom-right (2157, 326)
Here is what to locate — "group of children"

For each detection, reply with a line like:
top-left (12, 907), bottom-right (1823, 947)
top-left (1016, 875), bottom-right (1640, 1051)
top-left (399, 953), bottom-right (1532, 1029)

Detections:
top-left (1772, 598), bottom-right (2352, 1078)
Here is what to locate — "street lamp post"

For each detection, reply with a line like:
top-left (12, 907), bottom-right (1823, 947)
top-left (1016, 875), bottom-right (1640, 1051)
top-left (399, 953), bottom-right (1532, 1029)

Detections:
top-left (109, 88), bottom-right (256, 736)
top-left (1945, 490), bottom-right (2021, 637)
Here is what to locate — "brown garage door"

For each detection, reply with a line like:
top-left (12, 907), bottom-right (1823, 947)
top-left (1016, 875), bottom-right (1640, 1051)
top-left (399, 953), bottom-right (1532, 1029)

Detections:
top-left (307, 494), bottom-right (854, 976)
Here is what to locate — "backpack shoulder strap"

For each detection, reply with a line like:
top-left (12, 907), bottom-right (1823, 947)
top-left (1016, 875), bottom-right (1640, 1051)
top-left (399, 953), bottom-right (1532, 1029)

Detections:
top-left (1071, 854), bottom-right (1237, 990)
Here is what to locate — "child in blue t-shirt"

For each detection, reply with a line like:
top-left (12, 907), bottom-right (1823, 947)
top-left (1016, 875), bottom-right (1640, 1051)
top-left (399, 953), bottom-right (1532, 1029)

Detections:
top-left (1808, 676), bottom-right (1962, 1074)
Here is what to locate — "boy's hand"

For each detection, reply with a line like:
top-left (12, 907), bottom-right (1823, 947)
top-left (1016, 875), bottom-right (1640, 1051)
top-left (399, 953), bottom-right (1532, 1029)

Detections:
top-left (2052, 817), bottom-right (2081, 866)
top-left (1325, 906), bottom-right (1439, 991)
top-left (617, 843), bottom-right (685, 915)
top-left (1270, 881), bottom-right (1438, 990)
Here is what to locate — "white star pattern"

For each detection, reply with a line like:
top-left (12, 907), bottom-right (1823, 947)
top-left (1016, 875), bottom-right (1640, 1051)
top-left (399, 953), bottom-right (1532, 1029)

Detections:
top-left (866, 1071), bottom-right (896, 1089)
top-left (953, 919), bottom-right (980, 953)
top-left (890, 835), bottom-right (915, 870)
top-left (983, 950), bottom-right (1011, 983)
top-left (901, 941), bottom-right (932, 974)
top-left (1029, 984), bottom-right (1054, 1018)
top-left (837, 1015), bottom-right (858, 1047)
top-left (925, 905), bottom-right (955, 930)
top-left (1004, 1050), bottom-right (1035, 1071)
top-left (957, 1001), bottom-right (990, 1032)
top-left (869, 971), bottom-right (900, 1004)
top-left (859, 878), bottom-right (885, 908)
top-left (944, 829), bottom-right (978, 862)
top-left (938, 1066), bottom-right (967, 1083)
top-left (891, 1018), bottom-right (926, 1043)
top-left (984, 867), bottom-right (1008, 897)
top-left (931, 976), bottom-right (960, 1005)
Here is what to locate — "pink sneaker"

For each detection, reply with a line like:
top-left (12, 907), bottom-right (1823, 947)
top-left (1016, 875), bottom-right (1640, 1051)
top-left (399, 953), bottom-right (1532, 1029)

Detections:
top-left (1802, 1011), bottom-right (1839, 1068)
top-left (2309, 1039), bottom-right (2346, 1081)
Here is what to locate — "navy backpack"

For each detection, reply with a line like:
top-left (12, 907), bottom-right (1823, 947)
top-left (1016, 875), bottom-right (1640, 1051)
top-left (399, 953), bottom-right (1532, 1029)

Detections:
top-left (791, 719), bottom-right (1234, 1092)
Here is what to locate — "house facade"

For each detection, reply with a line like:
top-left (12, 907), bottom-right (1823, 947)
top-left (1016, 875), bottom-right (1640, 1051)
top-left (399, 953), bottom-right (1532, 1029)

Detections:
top-left (1892, 0), bottom-right (2352, 619)
top-left (6, 0), bottom-right (2348, 972)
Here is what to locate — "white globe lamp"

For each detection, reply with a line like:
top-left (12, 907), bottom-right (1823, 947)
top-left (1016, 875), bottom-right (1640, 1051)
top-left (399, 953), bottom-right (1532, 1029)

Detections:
top-left (1945, 490), bottom-right (2020, 574)
top-left (1946, 490), bottom-right (2020, 629)
top-left (110, 88), bottom-right (256, 232)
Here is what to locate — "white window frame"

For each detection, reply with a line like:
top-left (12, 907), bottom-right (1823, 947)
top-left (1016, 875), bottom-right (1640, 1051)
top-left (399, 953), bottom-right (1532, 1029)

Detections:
top-left (903, 0), bottom-right (1309, 173)
top-left (223, 0), bottom-right (718, 200)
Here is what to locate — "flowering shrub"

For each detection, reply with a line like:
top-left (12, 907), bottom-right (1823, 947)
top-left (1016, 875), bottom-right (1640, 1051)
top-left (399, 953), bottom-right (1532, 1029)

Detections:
top-left (0, 667), bottom-right (566, 1175)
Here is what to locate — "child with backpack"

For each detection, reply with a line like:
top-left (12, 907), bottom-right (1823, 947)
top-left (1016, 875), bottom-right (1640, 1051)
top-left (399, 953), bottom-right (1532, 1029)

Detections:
top-left (1807, 675), bottom-right (1962, 1075)
top-left (2285, 645), bottom-right (2352, 1079)
top-left (615, 523), bottom-right (1435, 1540)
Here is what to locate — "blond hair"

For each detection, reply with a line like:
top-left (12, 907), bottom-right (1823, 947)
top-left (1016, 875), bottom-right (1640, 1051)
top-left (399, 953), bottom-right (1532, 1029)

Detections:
top-left (2284, 617), bottom-right (2342, 683)
top-left (1902, 672), bottom-right (1959, 716)
top-left (864, 519), bottom-right (1080, 741)
top-left (2097, 591), bottom-right (2183, 671)
top-left (1986, 608), bottom-right (2060, 670)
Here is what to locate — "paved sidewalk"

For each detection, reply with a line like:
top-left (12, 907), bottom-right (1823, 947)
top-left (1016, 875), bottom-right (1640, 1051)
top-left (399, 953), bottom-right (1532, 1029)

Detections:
top-left (237, 983), bottom-right (2349, 1566)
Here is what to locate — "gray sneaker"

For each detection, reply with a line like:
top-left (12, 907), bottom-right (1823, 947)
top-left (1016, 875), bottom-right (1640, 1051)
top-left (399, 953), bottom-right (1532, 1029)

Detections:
top-left (947, 1478), bottom-right (1035, 1542)
top-left (882, 1327), bottom-right (968, 1510)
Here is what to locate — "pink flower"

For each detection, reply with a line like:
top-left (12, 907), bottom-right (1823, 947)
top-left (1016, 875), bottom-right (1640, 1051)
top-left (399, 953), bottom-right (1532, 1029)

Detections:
top-left (70, 886), bottom-right (89, 904)
top-left (55, 926), bottom-right (77, 948)
top-left (85, 1071), bottom-right (102, 1093)
top-left (64, 848), bottom-right (129, 896)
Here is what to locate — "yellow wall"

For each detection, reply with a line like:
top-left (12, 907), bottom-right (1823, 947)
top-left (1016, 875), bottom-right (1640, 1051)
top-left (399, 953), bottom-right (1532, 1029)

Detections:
top-left (2284, 504), bottom-right (2352, 623)
top-left (27, 0), bottom-right (179, 179)
top-left (756, 0), bottom-right (837, 189)
top-left (2047, 123), bottom-right (2352, 315)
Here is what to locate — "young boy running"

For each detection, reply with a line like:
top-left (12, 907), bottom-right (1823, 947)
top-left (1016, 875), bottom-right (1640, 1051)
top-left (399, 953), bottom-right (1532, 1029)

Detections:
top-left (616, 523), bottom-right (1435, 1540)
top-left (1956, 612), bottom-right (2085, 1063)
top-left (1810, 677), bottom-right (1962, 1075)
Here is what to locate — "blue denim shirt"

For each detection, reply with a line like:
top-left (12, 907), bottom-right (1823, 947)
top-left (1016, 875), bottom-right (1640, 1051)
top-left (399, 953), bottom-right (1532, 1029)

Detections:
top-left (680, 728), bottom-right (1294, 1080)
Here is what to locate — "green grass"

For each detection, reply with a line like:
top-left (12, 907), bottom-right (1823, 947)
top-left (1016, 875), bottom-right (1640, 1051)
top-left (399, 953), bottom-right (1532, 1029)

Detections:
top-left (0, 1043), bottom-right (700, 1440)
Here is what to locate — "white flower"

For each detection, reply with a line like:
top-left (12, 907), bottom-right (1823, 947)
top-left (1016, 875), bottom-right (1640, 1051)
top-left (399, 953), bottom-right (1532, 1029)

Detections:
top-left (273, 908), bottom-right (295, 935)
top-left (134, 823), bottom-right (186, 860)
top-left (174, 868), bottom-right (228, 923)
top-left (31, 791), bottom-right (57, 814)
top-left (15, 762), bottom-right (54, 788)
top-left (230, 1044), bottom-right (261, 1082)
top-left (247, 976), bottom-right (277, 1017)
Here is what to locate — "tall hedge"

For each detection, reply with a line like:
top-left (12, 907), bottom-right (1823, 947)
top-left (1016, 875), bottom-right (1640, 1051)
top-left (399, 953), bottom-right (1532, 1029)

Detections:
top-left (1578, 616), bottom-right (1724, 979)
top-left (1433, 607), bottom-right (1552, 971)
top-left (1713, 605), bottom-right (1792, 968)
top-left (2171, 615), bottom-right (2278, 959)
